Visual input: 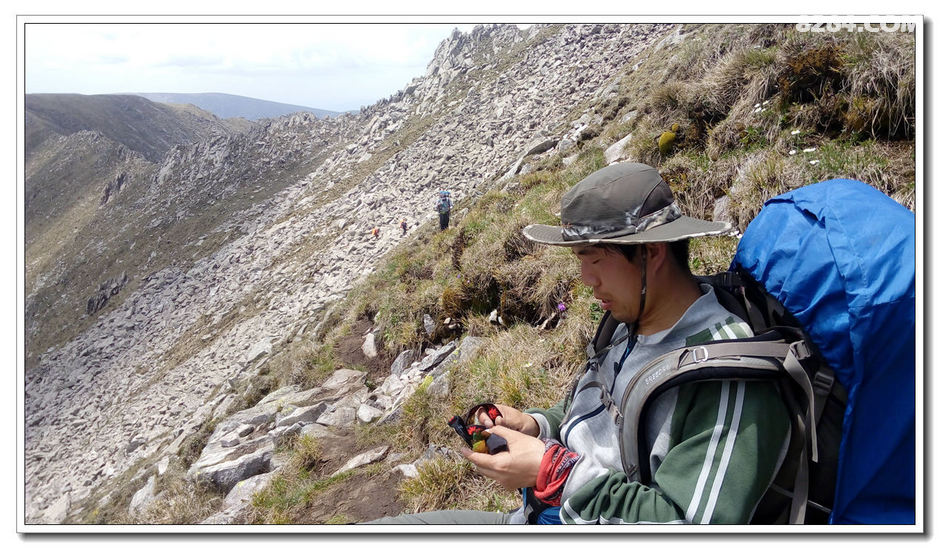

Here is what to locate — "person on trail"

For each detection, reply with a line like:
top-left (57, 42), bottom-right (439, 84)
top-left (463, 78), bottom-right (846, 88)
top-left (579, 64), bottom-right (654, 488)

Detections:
top-left (368, 162), bottom-right (790, 525)
top-left (400, 218), bottom-right (409, 235)
top-left (436, 190), bottom-right (452, 231)
top-left (372, 226), bottom-right (380, 239)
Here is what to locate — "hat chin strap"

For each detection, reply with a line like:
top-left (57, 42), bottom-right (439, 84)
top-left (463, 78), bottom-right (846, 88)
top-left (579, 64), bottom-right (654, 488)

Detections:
top-left (629, 246), bottom-right (648, 347)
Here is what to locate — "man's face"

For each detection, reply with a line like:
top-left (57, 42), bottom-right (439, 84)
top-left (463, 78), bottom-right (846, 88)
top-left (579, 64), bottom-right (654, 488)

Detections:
top-left (573, 245), bottom-right (642, 323)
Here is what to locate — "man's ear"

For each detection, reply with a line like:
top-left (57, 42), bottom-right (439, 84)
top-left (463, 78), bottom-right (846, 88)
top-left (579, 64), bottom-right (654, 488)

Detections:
top-left (645, 242), bottom-right (669, 273)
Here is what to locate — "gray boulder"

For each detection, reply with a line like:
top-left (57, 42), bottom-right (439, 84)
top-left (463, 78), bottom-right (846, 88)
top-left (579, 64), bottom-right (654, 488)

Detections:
top-left (223, 471), bottom-right (275, 510)
top-left (604, 133), bottom-right (634, 165)
top-left (362, 332), bottom-right (378, 358)
top-left (390, 349), bottom-right (416, 376)
top-left (332, 446), bottom-right (390, 477)
top-left (418, 341), bottom-right (457, 372)
top-left (187, 442), bottom-right (274, 493)
top-left (275, 402), bottom-right (328, 429)
top-left (128, 475), bottom-right (160, 516)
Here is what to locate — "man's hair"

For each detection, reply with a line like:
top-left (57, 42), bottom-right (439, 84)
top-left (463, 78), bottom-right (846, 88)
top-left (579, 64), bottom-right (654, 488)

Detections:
top-left (599, 240), bottom-right (692, 276)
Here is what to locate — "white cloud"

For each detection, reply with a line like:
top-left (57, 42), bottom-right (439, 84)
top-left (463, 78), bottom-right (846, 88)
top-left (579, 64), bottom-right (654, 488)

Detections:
top-left (25, 22), bottom-right (477, 111)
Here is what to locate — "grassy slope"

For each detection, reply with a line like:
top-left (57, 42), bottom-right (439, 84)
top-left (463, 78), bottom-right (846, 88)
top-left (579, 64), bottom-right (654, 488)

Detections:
top-left (137, 24), bottom-right (916, 524)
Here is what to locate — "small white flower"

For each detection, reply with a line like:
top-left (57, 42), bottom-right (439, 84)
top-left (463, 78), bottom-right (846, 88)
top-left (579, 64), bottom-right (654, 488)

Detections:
top-left (789, 150), bottom-right (797, 155)
top-left (809, 160), bottom-right (820, 165)
top-left (803, 147), bottom-right (817, 153)
top-left (791, 129), bottom-right (801, 135)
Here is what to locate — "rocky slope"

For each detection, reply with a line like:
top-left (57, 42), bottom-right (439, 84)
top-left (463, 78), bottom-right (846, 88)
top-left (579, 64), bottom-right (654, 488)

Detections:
top-left (24, 23), bottom-right (679, 523)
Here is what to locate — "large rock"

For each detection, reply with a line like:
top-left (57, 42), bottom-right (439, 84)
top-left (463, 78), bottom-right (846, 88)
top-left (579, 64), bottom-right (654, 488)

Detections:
top-left (245, 338), bottom-right (272, 365)
top-left (321, 368), bottom-right (367, 391)
top-left (423, 314), bottom-right (436, 336)
top-left (223, 471), bottom-right (275, 510)
top-left (362, 332), bottom-right (378, 358)
top-left (356, 403), bottom-right (384, 424)
top-left (257, 385), bottom-right (325, 409)
top-left (331, 446), bottom-right (390, 477)
top-left (418, 341), bottom-right (457, 372)
top-left (187, 442), bottom-right (274, 493)
top-left (128, 475), bottom-right (159, 515)
top-left (604, 133), bottom-right (634, 165)
top-left (316, 388), bottom-right (368, 427)
top-left (390, 349), bottom-right (416, 377)
top-left (41, 493), bottom-right (71, 524)
top-left (275, 402), bottom-right (328, 429)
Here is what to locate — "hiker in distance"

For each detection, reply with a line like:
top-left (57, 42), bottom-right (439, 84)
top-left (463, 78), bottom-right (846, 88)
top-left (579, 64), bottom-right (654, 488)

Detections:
top-left (436, 190), bottom-right (452, 231)
top-left (370, 162), bottom-right (790, 525)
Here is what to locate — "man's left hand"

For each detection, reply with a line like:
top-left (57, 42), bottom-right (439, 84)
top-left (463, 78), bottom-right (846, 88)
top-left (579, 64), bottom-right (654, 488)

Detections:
top-left (460, 425), bottom-right (545, 490)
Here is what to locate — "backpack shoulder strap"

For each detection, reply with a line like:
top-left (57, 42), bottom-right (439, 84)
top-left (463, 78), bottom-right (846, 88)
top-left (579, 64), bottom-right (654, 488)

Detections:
top-left (617, 334), bottom-right (793, 483)
top-left (617, 333), bottom-right (826, 525)
top-left (587, 310), bottom-right (620, 359)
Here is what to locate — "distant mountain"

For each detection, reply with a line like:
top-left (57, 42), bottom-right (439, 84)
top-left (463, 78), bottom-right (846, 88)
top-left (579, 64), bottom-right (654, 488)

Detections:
top-left (132, 92), bottom-right (342, 121)
top-left (25, 93), bottom-right (248, 163)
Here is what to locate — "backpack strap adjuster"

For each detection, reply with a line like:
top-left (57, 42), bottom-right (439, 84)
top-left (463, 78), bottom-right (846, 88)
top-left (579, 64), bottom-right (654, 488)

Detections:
top-left (690, 346), bottom-right (709, 363)
top-left (813, 369), bottom-right (835, 397)
top-left (790, 339), bottom-right (813, 361)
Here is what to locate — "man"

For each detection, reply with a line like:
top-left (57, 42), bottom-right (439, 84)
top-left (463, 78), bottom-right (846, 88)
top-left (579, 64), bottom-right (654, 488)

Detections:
top-left (370, 162), bottom-right (790, 525)
top-left (436, 190), bottom-right (452, 231)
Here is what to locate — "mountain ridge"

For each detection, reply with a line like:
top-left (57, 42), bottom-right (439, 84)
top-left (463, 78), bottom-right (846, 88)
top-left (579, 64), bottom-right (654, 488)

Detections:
top-left (132, 92), bottom-right (344, 121)
top-left (25, 93), bottom-right (248, 162)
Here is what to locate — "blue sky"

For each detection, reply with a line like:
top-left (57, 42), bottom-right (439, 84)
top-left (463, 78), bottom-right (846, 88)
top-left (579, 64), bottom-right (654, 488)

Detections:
top-left (24, 20), bottom-right (481, 112)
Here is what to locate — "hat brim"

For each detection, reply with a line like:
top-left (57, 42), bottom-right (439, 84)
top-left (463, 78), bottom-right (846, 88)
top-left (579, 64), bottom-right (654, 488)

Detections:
top-left (522, 216), bottom-right (732, 247)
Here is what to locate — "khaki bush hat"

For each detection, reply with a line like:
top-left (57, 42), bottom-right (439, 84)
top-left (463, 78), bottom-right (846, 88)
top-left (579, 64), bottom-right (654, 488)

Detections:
top-left (522, 162), bottom-right (730, 246)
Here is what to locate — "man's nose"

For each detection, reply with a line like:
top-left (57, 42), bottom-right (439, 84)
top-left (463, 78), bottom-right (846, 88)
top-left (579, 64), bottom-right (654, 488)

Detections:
top-left (581, 264), bottom-right (598, 288)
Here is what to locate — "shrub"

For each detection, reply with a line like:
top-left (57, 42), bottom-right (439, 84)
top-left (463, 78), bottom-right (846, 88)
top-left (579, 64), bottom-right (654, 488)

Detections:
top-left (840, 33), bottom-right (915, 139)
top-left (140, 460), bottom-right (223, 524)
top-left (777, 40), bottom-right (845, 105)
top-left (658, 129), bottom-right (677, 156)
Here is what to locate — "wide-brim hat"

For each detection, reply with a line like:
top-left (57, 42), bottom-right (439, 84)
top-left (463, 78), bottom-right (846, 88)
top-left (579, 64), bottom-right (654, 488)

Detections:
top-left (522, 162), bottom-right (731, 246)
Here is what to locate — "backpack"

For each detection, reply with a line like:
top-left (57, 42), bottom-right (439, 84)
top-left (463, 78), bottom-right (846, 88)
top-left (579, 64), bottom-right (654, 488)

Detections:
top-left (592, 179), bottom-right (915, 524)
top-left (437, 196), bottom-right (452, 214)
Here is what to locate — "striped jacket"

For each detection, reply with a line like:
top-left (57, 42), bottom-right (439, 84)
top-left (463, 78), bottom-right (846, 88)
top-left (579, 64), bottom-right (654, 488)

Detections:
top-left (527, 284), bottom-right (791, 524)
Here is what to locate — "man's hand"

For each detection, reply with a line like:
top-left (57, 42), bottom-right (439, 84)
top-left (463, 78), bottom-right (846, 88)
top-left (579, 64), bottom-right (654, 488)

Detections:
top-left (460, 426), bottom-right (545, 490)
top-left (473, 404), bottom-right (540, 437)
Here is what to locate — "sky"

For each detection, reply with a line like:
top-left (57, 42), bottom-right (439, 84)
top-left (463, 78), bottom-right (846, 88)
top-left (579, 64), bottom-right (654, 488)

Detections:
top-left (24, 20), bottom-right (484, 112)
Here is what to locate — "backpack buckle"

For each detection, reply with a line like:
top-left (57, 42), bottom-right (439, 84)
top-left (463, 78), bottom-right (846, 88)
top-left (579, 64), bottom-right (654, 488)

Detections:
top-left (790, 340), bottom-right (812, 361)
top-left (691, 346), bottom-right (709, 363)
top-left (813, 369), bottom-right (835, 397)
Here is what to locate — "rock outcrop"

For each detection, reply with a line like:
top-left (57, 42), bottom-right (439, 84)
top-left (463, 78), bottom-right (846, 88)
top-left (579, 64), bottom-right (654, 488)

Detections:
top-left (184, 335), bottom-right (484, 524)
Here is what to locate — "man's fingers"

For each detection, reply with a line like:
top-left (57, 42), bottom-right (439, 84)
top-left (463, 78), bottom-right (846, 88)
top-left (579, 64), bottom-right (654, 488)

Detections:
top-left (487, 425), bottom-right (519, 439)
top-left (460, 447), bottom-right (490, 466)
top-left (460, 448), bottom-right (502, 479)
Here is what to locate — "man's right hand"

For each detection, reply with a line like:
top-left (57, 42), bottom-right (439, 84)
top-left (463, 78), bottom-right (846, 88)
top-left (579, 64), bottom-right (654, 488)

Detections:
top-left (474, 404), bottom-right (540, 437)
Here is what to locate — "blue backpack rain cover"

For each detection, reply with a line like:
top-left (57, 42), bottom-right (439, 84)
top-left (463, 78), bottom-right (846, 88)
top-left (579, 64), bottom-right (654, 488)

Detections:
top-left (731, 179), bottom-right (915, 525)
